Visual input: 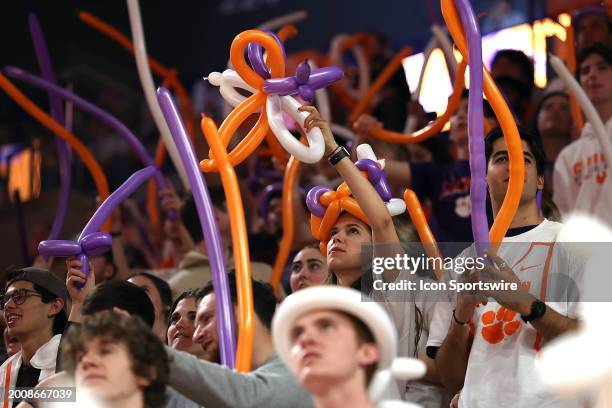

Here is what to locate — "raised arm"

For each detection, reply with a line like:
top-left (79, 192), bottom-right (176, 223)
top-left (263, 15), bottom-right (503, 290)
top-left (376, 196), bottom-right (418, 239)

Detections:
top-left (299, 106), bottom-right (399, 245)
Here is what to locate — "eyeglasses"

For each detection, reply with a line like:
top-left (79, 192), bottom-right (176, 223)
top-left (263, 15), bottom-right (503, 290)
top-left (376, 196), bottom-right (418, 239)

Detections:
top-left (0, 289), bottom-right (42, 310)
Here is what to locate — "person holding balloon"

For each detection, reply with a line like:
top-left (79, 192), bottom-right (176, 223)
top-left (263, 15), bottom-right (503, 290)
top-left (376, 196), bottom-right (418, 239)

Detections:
top-left (300, 105), bottom-right (450, 405)
top-left (553, 44), bottom-right (612, 227)
top-left (428, 127), bottom-right (589, 408)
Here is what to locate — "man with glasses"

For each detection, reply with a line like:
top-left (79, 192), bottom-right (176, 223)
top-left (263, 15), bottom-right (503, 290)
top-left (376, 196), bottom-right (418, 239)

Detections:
top-left (0, 267), bottom-right (68, 407)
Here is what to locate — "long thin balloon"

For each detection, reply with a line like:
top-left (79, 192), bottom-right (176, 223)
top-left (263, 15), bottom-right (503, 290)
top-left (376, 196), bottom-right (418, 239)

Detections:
top-left (0, 73), bottom-right (112, 232)
top-left (269, 155), bottom-right (300, 291)
top-left (157, 88), bottom-right (236, 368)
top-left (257, 10), bottom-right (308, 31)
top-left (29, 14), bottom-right (72, 240)
top-left (550, 55), bottom-right (612, 168)
top-left (456, 0), bottom-right (488, 249)
top-left (125, 0), bottom-right (189, 190)
top-left (431, 24), bottom-right (458, 78)
top-left (563, 24), bottom-right (585, 131)
top-left (442, 0), bottom-right (525, 244)
top-left (200, 113), bottom-right (254, 373)
top-left (4, 67), bottom-right (167, 190)
top-left (79, 166), bottom-right (157, 283)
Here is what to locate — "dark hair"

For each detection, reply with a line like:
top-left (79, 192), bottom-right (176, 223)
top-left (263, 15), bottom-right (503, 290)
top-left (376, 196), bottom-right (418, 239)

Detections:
top-left (62, 311), bottom-right (168, 408)
top-left (168, 288), bottom-right (203, 325)
top-left (491, 49), bottom-right (534, 86)
top-left (530, 91), bottom-right (572, 137)
top-left (577, 43), bottom-right (612, 77)
top-left (181, 187), bottom-right (227, 244)
top-left (128, 272), bottom-right (172, 320)
top-left (484, 126), bottom-right (546, 175)
top-left (82, 281), bottom-right (155, 328)
top-left (33, 284), bottom-right (67, 335)
top-left (198, 274), bottom-right (276, 330)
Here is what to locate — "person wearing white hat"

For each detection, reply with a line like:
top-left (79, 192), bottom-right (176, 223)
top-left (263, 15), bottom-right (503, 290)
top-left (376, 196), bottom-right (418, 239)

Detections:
top-left (273, 286), bottom-right (426, 408)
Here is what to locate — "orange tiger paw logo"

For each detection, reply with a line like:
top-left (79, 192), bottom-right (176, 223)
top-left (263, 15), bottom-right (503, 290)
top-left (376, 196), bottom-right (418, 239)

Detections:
top-left (481, 307), bottom-right (521, 344)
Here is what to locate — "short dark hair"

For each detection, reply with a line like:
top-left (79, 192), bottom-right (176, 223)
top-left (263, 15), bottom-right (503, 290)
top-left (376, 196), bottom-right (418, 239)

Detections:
top-left (577, 43), bottom-right (612, 77)
top-left (62, 311), bottom-right (168, 408)
top-left (181, 187), bottom-right (227, 244)
top-left (530, 91), bottom-right (571, 135)
top-left (33, 284), bottom-right (67, 335)
top-left (491, 49), bottom-right (534, 86)
top-left (128, 272), bottom-right (172, 320)
top-left (82, 281), bottom-right (155, 328)
top-left (484, 126), bottom-right (546, 175)
top-left (198, 274), bottom-right (276, 330)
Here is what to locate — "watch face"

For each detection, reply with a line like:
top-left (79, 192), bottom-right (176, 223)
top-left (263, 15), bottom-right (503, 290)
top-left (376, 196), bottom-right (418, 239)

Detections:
top-left (533, 301), bottom-right (546, 317)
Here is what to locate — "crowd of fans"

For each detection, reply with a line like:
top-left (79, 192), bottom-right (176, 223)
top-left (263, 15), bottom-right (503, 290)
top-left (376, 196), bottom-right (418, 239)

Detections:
top-left (0, 4), bottom-right (611, 408)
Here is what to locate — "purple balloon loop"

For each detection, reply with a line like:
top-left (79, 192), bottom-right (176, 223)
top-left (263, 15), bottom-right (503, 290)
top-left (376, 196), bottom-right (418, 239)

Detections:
top-left (3, 66), bottom-right (175, 220)
top-left (456, 0), bottom-right (489, 255)
top-left (74, 166), bottom-right (157, 286)
top-left (306, 185), bottom-right (332, 217)
top-left (38, 231), bottom-right (113, 286)
top-left (156, 87), bottom-right (236, 369)
top-left (247, 31), bottom-right (286, 80)
top-left (29, 13), bottom-right (72, 241)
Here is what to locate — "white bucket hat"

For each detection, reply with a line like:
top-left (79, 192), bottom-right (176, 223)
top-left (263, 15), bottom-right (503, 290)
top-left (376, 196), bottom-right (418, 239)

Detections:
top-left (272, 286), bottom-right (425, 405)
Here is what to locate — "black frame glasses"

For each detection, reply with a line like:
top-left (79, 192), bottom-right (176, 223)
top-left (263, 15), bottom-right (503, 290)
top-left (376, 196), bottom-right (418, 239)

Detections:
top-left (0, 289), bottom-right (42, 309)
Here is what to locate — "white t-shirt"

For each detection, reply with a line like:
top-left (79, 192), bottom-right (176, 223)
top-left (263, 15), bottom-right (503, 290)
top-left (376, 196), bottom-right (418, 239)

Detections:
top-left (553, 118), bottom-right (612, 227)
top-left (427, 219), bottom-right (588, 408)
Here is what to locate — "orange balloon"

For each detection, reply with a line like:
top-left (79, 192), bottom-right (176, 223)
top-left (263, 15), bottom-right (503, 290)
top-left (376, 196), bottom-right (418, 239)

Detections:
top-left (201, 30), bottom-right (286, 173)
top-left (349, 46), bottom-right (413, 123)
top-left (441, 0), bottom-right (525, 244)
top-left (276, 24), bottom-right (299, 43)
top-left (200, 115), bottom-right (254, 373)
top-left (0, 74), bottom-right (112, 231)
top-left (403, 189), bottom-right (444, 281)
top-left (364, 59), bottom-right (467, 144)
top-left (268, 155), bottom-right (300, 291)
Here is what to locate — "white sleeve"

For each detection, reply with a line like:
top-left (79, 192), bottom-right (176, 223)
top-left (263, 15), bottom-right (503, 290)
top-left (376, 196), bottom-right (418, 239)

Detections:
top-left (552, 148), bottom-right (576, 218)
top-left (426, 301), bottom-right (454, 349)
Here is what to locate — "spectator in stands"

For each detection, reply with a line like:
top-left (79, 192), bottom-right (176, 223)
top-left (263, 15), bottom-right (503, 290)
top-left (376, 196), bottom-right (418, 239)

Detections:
top-left (289, 245), bottom-right (329, 293)
top-left (128, 272), bottom-right (172, 343)
top-left (167, 289), bottom-right (207, 359)
top-left (573, 5), bottom-right (612, 52)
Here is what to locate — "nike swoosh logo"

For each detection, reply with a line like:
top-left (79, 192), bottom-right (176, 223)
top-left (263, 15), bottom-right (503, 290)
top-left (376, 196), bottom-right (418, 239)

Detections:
top-left (519, 264), bottom-right (541, 272)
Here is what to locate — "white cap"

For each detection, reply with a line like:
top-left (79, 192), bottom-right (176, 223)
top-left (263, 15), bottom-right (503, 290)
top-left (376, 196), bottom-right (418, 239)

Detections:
top-left (272, 286), bottom-right (426, 403)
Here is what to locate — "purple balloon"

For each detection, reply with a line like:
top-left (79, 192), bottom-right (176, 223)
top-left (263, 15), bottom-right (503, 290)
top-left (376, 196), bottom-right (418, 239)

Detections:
top-left (536, 189), bottom-right (542, 216)
top-left (4, 66), bottom-right (176, 220)
top-left (456, 0), bottom-right (488, 250)
top-left (38, 232), bottom-right (113, 279)
top-left (263, 61), bottom-right (344, 103)
top-left (29, 14), bottom-right (72, 241)
top-left (306, 185), bottom-right (332, 217)
top-left (247, 31), bottom-right (286, 80)
top-left (38, 240), bottom-right (81, 258)
top-left (355, 159), bottom-right (392, 202)
top-left (296, 60), bottom-right (311, 84)
top-left (157, 87), bottom-right (236, 369)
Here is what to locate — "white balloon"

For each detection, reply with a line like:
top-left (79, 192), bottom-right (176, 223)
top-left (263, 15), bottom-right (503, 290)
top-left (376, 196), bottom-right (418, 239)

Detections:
top-left (431, 24), bottom-right (457, 77)
top-left (266, 95), bottom-right (325, 163)
top-left (386, 198), bottom-right (406, 216)
top-left (550, 56), bottom-right (612, 169)
top-left (207, 70), bottom-right (257, 109)
top-left (257, 10), bottom-right (308, 31)
top-left (126, 0), bottom-right (190, 190)
top-left (329, 34), bottom-right (371, 100)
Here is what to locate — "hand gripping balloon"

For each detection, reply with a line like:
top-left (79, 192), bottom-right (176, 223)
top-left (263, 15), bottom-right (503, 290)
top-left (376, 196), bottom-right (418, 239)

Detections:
top-left (39, 166), bottom-right (157, 287)
top-left (202, 29), bottom-right (343, 167)
top-left (306, 144), bottom-right (405, 253)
